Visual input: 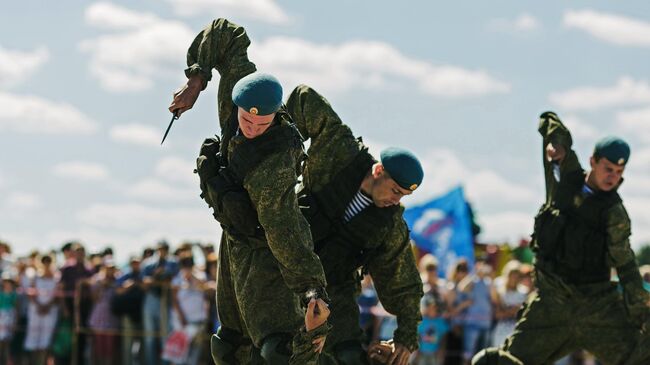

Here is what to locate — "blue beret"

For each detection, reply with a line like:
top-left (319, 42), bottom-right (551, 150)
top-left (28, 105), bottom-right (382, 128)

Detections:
top-left (232, 72), bottom-right (283, 116)
top-left (380, 147), bottom-right (424, 191)
top-left (593, 136), bottom-right (630, 166)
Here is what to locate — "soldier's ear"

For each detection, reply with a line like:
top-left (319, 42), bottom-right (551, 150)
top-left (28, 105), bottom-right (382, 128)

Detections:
top-left (589, 156), bottom-right (596, 169)
top-left (372, 163), bottom-right (384, 178)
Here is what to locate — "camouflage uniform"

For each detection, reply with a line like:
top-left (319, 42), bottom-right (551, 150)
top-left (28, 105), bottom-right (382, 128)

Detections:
top-left (186, 19), bottom-right (328, 364)
top-left (285, 85), bottom-right (423, 364)
top-left (473, 112), bottom-right (650, 365)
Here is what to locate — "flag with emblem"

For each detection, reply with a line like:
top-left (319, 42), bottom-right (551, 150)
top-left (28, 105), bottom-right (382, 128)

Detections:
top-left (404, 185), bottom-right (474, 278)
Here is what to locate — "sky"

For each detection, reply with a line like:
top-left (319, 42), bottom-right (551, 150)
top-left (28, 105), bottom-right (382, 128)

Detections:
top-left (1, 1), bottom-right (650, 262)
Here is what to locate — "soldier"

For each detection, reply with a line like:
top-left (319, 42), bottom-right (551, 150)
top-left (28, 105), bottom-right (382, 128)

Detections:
top-left (285, 85), bottom-right (424, 365)
top-left (168, 19), bottom-right (330, 364)
top-left (472, 111), bottom-right (650, 365)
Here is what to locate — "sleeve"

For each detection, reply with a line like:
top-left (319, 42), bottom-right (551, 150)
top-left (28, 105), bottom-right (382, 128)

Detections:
top-left (185, 18), bottom-right (257, 129)
top-left (289, 323), bottom-right (331, 365)
top-left (606, 203), bottom-right (650, 325)
top-left (366, 215), bottom-right (423, 351)
top-left (285, 84), bottom-right (364, 191)
top-left (244, 150), bottom-right (327, 294)
top-left (537, 112), bottom-right (583, 204)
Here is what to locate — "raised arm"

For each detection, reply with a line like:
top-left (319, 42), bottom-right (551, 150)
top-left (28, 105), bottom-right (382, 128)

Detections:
top-left (170, 18), bottom-right (256, 129)
top-left (285, 84), bottom-right (363, 191)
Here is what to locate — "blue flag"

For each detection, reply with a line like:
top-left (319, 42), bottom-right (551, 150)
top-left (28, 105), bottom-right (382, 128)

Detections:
top-left (404, 186), bottom-right (474, 278)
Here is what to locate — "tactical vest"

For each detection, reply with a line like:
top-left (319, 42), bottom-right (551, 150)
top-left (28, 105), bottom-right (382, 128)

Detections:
top-left (299, 143), bottom-right (399, 285)
top-left (196, 105), bottom-right (305, 237)
top-left (532, 169), bottom-right (622, 285)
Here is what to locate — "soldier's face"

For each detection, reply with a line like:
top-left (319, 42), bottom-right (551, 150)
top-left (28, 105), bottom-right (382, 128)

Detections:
top-left (589, 156), bottom-right (624, 192)
top-left (237, 108), bottom-right (274, 139)
top-left (370, 166), bottom-right (412, 207)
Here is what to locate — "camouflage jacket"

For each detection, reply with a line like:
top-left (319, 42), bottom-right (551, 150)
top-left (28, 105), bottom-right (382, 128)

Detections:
top-left (185, 18), bottom-right (328, 339)
top-left (286, 84), bottom-right (423, 350)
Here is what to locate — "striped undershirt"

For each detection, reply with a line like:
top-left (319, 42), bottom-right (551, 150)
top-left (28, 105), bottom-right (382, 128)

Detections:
top-left (343, 190), bottom-right (373, 222)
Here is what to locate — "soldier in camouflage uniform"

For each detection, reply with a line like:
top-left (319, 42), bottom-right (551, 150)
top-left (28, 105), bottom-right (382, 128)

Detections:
top-left (284, 85), bottom-right (424, 365)
top-left (169, 19), bottom-right (330, 364)
top-left (472, 111), bottom-right (650, 365)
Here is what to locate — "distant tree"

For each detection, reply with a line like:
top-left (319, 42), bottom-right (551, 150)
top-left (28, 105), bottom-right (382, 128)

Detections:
top-left (636, 244), bottom-right (650, 266)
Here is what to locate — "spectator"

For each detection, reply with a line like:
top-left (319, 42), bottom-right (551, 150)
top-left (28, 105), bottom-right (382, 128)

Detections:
top-left (458, 259), bottom-right (497, 364)
top-left (88, 258), bottom-right (120, 365)
top-left (444, 259), bottom-right (470, 365)
top-left (142, 240), bottom-right (178, 365)
top-left (170, 253), bottom-right (208, 365)
top-left (116, 256), bottom-right (145, 365)
top-left (60, 244), bottom-right (94, 365)
top-left (0, 242), bottom-right (14, 277)
top-left (24, 254), bottom-right (59, 365)
top-left (491, 260), bottom-right (528, 347)
top-left (0, 272), bottom-right (17, 364)
top-left (414, 295), bottom-right (449, 365)
top-left (419, 254), bottom-right (448, 311)
top-left (11, 258), bottom-right (34, 364)
top-left (358, 274), bottom-right (379, 346)
top-left (639, 265), bottom-right (650, 292)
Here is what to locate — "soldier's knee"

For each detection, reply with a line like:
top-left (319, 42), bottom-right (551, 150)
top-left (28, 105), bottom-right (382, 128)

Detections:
top-left (334, 340), bottom-right (367, 365)
top-left (472, 347), bottom-right (523, 365)
top-left (211, 327), bottom-right (247, 365)
top-left (260, 333), bottom-right (292, 364)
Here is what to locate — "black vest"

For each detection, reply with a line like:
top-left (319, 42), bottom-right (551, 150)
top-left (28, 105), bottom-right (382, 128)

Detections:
top-left (532, 169), bottom-right (622, 285)
top-left (196, 106), bottom-right (304, 236)
top-left (299, 143), bottom-right (399, 285)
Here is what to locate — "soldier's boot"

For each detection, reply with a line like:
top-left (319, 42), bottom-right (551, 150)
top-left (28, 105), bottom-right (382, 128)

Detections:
top-left (471, 348), bottom-right (524, 365)
top-left (260, 333), bottom-right (292, 364)
top-left (333, 340), bottom-right (368, 365)
top-left (211, 327), bottom-right (248, 365)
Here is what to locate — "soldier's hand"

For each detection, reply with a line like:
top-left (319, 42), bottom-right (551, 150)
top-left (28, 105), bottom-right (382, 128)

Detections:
top-left (305, 298), bottom-right (330, 331)
top-left (312, 336), bottom-right (326, 353)
top-left (386, 342), bottom-right (410, 365)
top-left (367, 341), bottom-right (393, 364)
top-left (169, 75), bottom-right (204, 116)
top-left (546, 142), bottom-right (566, 162)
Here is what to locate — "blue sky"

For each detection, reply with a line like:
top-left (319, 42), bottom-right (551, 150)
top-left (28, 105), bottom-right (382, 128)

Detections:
top-left (1, 1), bottom-right (650, 261)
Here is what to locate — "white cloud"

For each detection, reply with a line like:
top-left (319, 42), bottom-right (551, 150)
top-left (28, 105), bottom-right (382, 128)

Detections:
top-left (0, 45), bottom-right (49, 88)
top-left (85, 2), bottom-right (161, 30)
top-left (0, 91), bottom-right (98, 134)
top-left (126, 178), bottom-right (195, 202)
top-left (4, 192), bottom-right (40, 211)
top-left (563, 114), bottom-right (599, 140)
top-left (564, 9), bottom-right (650, 47)
top-left (489, 13), bottom-right (540, 32)
top-left (52, 161), bottom-right (110, 181)
top-left (163, 0), bottom-right (290, 24)
top-left (155, 156), bottom-right (198, 187)
top-left (617, 107), bottom-right (650, 143)
top-left (549, 77), bottom-right (650, 111)
top-left (250, 37), bottom-right (510, 98)
top-left (623, 197), bottom-right (650, 249)
top-left (80, 3), bottom-right (195, 92)
top-left (109, 123), bottom-right (161, 146)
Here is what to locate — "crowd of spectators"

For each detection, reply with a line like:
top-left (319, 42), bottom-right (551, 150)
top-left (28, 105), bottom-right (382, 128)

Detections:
top-left (0, 239), bottom-right (648, 365)
top-left (360, 253), bottom-right (650, 365)
top-left (0, 240), bottom-right (218, 365)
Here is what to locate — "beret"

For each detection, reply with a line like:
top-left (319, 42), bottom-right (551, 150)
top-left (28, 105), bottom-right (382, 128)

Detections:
top-left (232, 72), bottom-right (283, 116)
top-left (380, 147), bottom-right (424, 191)
top-left (594, 136), bottom-right (630, 166)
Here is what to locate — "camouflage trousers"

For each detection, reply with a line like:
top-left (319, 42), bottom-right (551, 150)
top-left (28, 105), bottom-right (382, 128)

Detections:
top-left (217, 232), bottom-right (304, 348)
top-left (500, 270), bottom-right (646, 365)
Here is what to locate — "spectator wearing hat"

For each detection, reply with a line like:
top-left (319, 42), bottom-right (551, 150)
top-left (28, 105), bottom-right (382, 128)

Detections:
top-left (116, 255), bottom-right (145, 365)
top-left (169, 18), bottom-right (329, 364)
top-left (420, 254), bottom-right (448, 312)
top-left (414, 296), bottom-right (449, 365)
top-left (473, 112), bottom-right (650, 365)
top-left (142, 240), bottom-right (178, 365)
top-left (286, 84), bottom-right (425, 365)
top-left (491, 260), bottom-right (527, 348)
